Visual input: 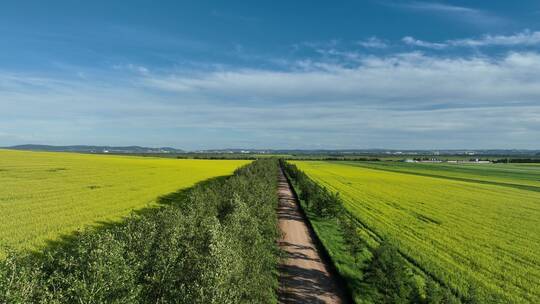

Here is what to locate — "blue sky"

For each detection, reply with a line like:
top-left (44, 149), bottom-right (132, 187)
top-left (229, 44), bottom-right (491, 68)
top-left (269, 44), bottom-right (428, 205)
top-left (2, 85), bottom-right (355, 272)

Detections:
top-left (1, 0), bottom-right (540, 149)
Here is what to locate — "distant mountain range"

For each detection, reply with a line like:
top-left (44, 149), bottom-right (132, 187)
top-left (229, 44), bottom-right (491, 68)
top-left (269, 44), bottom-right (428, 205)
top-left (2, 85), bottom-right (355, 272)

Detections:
top-left (6, 144), bottom-right (184, 154)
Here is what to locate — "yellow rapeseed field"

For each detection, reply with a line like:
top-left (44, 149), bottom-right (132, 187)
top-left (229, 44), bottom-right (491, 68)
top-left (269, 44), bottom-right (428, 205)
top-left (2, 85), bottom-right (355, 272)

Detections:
top-left (292, 161), bottom-right (540, 303)
top-left (0, 149), bottom-right (249, 252)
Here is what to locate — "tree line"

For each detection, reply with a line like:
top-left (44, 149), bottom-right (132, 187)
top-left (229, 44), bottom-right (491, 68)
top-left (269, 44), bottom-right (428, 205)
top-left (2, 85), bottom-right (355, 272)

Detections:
top-left (280, 161), bottom-right (475, 304)
top-left (1, 159), bottom-right (281, 304)
top-left (492, 158), bottom-right (540, 163)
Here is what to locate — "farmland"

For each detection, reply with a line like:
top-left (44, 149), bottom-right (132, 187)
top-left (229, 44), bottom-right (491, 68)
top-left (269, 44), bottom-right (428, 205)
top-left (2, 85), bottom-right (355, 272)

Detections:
top-left (0, 149), bottom-right (249, 252)
top-left (2, 149), bottom-right (540, 303)
top-left (351, 161), bottom-right (540, 191)
top-left (291, 161), bottom-right (540, 303)
top-left (0, 159), bottom-right (280, 303)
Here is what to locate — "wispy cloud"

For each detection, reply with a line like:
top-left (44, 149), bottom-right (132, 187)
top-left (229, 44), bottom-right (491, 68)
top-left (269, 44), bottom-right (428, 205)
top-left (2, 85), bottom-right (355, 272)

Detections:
top-left (142, 52), bottom-right (540, 107)
top-left (450, 30), bottom-right (540, 47)
top-left (402, 36), bottom-right (447, 49)
top-left (357, 37), bottom-right (388, 48)
top-left (385, 1), bottom-right (505, 27)
top-left (113, 64), bottom-right (150, 75)
top-left (402, 30), bottom-right (540, 49)
top-left (398, 1), bottom-right (478, 13)
top-left (2, 51), bottom-right (540, 149)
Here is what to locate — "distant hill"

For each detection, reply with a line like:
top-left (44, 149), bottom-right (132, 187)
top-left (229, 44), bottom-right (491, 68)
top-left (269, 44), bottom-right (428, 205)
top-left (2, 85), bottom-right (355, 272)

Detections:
top-left (5, 145), bottom-right (539, 156)
top-left (6, 144), bottom-right (184, 154)
top-left (196, 148), bottom-right (540, 156)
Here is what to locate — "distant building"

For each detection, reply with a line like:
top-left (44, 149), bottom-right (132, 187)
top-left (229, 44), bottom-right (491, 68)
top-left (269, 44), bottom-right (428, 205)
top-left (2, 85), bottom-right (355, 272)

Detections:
top-left (402, 159), bottom-right (417, 163)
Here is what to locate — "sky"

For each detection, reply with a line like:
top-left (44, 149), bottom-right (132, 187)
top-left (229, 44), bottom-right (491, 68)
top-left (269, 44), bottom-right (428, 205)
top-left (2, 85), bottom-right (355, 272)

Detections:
top-left (1, 0), bottom-right (540, 150)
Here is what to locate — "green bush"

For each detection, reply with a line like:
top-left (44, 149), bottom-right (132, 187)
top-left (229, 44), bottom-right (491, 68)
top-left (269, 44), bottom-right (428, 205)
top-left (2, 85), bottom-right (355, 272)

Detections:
top-left (0, 159), bottom-right (280, 304)
top-left (281, 161), bottom-right (343, 217)
top-left (365, 242), bottom-right (416, 303)
top-left (282, 160), bottom-right (462, 304)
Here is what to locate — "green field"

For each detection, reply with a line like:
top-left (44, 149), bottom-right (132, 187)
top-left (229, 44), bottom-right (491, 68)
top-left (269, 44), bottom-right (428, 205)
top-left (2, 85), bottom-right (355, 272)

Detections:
top-left (0, 149), bottom-right (249, 252)
top-left (292, 161), bottom-right (540, 303)
top-left (352, 161), bottom-right (540, 191)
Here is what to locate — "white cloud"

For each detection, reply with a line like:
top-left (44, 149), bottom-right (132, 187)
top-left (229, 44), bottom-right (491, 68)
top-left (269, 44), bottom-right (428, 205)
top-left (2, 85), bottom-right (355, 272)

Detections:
top-left (399, 1), bottom-right (477, 14)
top-left (401, 30), bottom-right (540, 49)
top-left (142, 52), bottom-right (540, 107)
top-left (113, 64), bottom-right (150, 75)
top-left (387, 1), bottom-right (504, 27)
top-left (2, 51), bottom-right (540, 149)
top-left (358, 37), bottom-right (388, 48)
top-left (450, 30), bottom-right (540, 47)
top-left (402, 36), bottom-right (447, 49)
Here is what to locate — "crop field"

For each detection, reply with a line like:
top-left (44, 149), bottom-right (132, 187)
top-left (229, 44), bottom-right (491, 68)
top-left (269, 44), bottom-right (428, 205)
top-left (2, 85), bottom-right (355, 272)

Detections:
top-left (0, 149), bottom-right (249, 252)
top-left (352, 161), bottom-right (540, 191)
top-left (292, 161), bottom-right (540, 303)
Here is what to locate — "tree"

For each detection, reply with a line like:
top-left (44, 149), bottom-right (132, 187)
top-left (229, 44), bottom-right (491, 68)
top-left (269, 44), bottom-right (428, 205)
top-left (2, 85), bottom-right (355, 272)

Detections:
top-left (365, 242), bottom-right (415, 304)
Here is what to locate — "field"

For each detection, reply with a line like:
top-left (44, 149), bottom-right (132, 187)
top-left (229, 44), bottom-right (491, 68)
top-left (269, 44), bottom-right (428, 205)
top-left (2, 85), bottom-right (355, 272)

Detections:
top-left (0, 159), bottom-right (280, 303)
top-left (0, 149), bottom-right (249, 252)
top-left (291, 161), bottom-right (540, 303)
top-left (351, 161), bottom-right (540, 191)
top-left (3, 149), bottom-right (539, 303)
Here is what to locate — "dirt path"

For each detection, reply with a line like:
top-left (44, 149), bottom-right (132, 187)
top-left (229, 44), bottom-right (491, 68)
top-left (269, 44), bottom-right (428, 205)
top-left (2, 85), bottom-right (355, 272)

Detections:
top-left (277, 168), bottom-right (349, 304)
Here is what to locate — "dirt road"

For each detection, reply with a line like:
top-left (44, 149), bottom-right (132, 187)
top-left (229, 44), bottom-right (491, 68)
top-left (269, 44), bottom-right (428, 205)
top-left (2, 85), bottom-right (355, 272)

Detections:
top-left (277, 168), bottom-right (348, 304)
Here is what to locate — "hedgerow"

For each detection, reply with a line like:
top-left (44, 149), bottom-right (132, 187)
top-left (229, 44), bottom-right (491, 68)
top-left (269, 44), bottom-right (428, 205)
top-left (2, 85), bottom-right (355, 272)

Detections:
top-left (281, 160), bottom-right (464, 304)
top-left (0, 159), bottom-right (280, 304)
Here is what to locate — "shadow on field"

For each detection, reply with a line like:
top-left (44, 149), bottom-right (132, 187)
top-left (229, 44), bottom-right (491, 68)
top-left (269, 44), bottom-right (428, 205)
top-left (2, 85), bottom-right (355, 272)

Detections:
top-left (32, 176), bottom-right (229, 258)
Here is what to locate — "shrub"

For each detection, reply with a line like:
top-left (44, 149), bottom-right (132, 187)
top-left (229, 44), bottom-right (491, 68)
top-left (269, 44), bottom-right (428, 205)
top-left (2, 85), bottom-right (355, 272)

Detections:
top-left (282, 160), bottom-right (461, 304)
top-left (0, 159), bottom-right (280, 304)
top-left (364, 242), bottom-right (416, 303)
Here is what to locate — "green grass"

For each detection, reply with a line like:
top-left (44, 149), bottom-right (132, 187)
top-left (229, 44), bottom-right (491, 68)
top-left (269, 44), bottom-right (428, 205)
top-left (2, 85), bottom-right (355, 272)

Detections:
top-left (0, 149), bottom-right (249, 252)
top-left (300, 205), bottom-right (374, 303)
top-left (292, 161), bottom-right (540, 303)
top-left (351, 161), bottom-right (540, 191)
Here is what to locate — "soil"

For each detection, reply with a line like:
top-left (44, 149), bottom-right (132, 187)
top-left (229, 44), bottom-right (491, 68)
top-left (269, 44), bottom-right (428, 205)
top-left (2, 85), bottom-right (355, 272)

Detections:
top-left (277, 168), bottom-right (348, 304)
